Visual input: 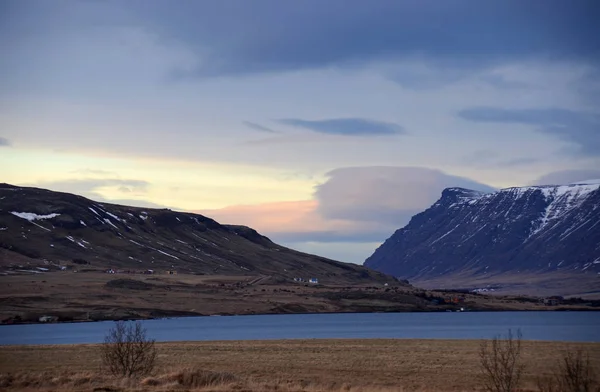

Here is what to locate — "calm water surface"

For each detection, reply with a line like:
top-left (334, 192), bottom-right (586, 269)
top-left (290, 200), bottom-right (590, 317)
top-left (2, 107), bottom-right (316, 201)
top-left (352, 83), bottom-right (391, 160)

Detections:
top-left (1, 311), bottom-right (598, 345)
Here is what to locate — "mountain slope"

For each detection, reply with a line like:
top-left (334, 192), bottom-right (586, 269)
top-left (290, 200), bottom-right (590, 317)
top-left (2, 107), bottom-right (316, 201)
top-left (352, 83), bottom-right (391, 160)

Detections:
top-left (0, 184), bottom-right (394, 284)
top-left (364, 180), bottom-right (600, 294)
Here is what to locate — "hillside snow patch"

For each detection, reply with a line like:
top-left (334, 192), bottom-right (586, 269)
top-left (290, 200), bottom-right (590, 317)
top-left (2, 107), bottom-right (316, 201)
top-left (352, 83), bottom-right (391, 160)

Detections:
top-left (11, 212), bottom-right (60, 221)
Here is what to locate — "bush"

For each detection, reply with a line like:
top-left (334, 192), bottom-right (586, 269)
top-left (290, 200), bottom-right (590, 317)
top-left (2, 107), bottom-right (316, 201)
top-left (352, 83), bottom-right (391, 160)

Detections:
top-left (171, 369), bottom-right (237, 388)
top-left (479, 329), bottom-right (524, 392)
top-left (537, 350), bottom-right (599, 392)
top-left (100, 321), bottom-right (157, 377)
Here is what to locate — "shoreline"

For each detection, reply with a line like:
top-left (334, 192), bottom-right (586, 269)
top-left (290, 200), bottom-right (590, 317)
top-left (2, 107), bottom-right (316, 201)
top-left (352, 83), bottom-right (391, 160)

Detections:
top-left (3, 306), bottom-right (600, 326)
top-left (2, 272), bottom-right (599, 326)
top-left (2, 311), bottom-right (598, 346)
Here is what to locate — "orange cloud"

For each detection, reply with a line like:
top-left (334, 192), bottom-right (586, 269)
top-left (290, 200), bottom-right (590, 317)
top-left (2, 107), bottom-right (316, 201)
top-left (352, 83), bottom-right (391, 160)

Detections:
top-left (200, 200), bottom-right (354, 234)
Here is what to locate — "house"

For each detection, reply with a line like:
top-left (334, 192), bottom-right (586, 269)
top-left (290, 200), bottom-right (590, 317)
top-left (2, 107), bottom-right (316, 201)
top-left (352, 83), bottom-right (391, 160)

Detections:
top-left (309, 278), bottom-right (319, 284)
top-left (166, 270), bottom-right (177, 275)
top-left (39, 315), bottom-right (58, 323)
top-left (544, 296), bottom-right (563, 306)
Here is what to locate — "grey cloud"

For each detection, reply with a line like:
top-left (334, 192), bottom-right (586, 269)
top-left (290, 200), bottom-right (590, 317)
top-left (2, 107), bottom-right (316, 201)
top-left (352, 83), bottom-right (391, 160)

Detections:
top-left (126, 0), bottom-right (599, 78)
top-left (243, 121), bottom-right (279, 133)
top-left (458, 107), bottom-right (600, 156)
top-left (574, 68), bottom-right (600, 106)
top-left (315, 166), bottom-right (495, 228)
top-left (279, 118), bottom-right (404, 136)
top-left (532, 169), bottom-right (600, 185)
top-left (0, 137), bottom-right (10, 146)
top-left (387, 66), bottom-right (471, 90)
top-left (479, 75), bottom-right (531, 90)
top-left (461, 151), bottom-right (540, 168)
top-left (387, 64), bottom-right (532, 90)
top-left (497, 157), bottom-right (540, 167)
top-left (461, 150), bottom-right (500, 166)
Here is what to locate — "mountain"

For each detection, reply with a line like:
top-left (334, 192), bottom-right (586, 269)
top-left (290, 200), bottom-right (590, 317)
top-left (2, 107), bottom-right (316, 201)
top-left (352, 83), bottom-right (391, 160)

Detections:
top-left (364, 180), bottom-right (600, 296)
top-left (0, 183), bottom-right (395, 285)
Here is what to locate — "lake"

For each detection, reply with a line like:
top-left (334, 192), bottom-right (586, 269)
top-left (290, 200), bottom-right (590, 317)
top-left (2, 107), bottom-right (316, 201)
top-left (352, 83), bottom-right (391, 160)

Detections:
top-left (1, 311), bottom-right (599, 345)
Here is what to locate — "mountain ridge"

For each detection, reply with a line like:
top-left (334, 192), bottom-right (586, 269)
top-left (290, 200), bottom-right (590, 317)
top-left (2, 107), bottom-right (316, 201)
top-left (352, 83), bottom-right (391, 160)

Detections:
top-left (0, 183), bottom-right (395, 285)
top-left (364, 180), bottom-right (600, 295)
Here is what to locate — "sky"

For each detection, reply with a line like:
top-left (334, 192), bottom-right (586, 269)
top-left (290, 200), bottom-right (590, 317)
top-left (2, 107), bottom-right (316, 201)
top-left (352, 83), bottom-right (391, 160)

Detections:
top-left (1, 0), bottom-right (599, 263)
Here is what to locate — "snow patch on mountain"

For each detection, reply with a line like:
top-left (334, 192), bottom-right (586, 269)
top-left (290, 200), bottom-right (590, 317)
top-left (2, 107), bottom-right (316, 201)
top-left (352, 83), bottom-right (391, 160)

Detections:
top-left (10, 212), bottom-right (60, 221)
top-left (529, 183), bottom-right (600, 237)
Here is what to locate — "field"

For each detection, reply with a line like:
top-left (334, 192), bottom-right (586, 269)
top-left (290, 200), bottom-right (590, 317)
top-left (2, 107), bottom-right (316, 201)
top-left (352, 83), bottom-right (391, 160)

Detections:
top-left (1, 339), bottom-right (599, 391)
top-left (2, 271), bottom-right (596, 324)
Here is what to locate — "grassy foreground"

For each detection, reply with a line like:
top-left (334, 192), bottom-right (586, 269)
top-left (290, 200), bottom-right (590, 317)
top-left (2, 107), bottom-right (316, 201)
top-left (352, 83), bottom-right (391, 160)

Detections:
top-left (1, 339), bottom-right (599, 391)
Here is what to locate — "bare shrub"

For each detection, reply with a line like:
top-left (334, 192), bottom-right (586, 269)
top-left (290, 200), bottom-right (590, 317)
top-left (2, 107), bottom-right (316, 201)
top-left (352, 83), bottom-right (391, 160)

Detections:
top-left (100, 320), bottom-right (157, 377)
top-left (479, 329), bottom-right (524, 392)
top-left (140, 376), bottom-right (161, 386)
top-left (169, 368), bottom-right (238, 388)
top-left (537, 350), bottom-right (599, 392)
top-left (0, 373), bottom-right (14, 388)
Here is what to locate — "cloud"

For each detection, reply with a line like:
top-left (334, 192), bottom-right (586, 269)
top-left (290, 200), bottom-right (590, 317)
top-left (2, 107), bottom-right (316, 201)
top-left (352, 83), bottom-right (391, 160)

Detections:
top-left (37, 178), bottom-right (149, 194)
top-left (31, 178), bottom-right (172, 208)
top-left (478, 74), bottom-right (531, 90)
top-left (278, 118), bottom-right (404, 136)
top-left (131, 1), bottom-right (599, 78)
top-left (101, 199), bottom-right (167, 209)
top-left (532, 169), bottom-right (600, 185)
top-left (0, 137), bottom-right (10, 146)
top-left (30, 178), bottom-right (154, 206)
top-left (314, 167), bottom-right (495, 225)
top-left (203, 166), bottom-right (495, 247)
top-left (461, 150), bottom-right (540, 168)
top-left (242, 121), bottom-right (279, 133)
top-left (458, 107), bottom-right (600, 156)
top-left (385, 63), bottom-right (471, 89)
top-left (69, 168), bottom-right (118, 176)
top-left (497, 157), bottom-right (540, 167)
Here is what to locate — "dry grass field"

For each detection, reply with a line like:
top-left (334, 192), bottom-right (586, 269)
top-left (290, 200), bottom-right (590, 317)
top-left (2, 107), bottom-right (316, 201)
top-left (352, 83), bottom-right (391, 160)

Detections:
top-left (1, 339), bottom-right (599, 391)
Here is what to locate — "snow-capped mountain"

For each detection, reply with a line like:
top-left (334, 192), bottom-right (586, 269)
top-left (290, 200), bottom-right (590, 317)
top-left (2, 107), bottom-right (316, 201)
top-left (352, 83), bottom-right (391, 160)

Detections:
top-left (364, 180), bottom-right (600, 294)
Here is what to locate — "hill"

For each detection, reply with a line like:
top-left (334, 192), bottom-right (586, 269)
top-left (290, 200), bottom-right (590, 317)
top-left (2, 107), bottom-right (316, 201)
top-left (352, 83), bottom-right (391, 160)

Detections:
top-left (0, 183), bottom-right (394, 285)
top-left (364, 180), bottom-right (600, 296)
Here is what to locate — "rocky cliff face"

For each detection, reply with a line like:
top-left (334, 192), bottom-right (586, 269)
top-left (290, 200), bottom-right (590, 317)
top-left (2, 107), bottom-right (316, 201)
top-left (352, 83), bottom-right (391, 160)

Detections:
top-left (0, 184), bottom-right (395, 284)
top-left (364, 180), bottom-right (600, 292)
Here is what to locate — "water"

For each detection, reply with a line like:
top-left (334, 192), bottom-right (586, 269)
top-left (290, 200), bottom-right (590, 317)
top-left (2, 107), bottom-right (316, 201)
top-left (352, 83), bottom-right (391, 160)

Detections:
top-left (0, 311), bottom-right (598, 345)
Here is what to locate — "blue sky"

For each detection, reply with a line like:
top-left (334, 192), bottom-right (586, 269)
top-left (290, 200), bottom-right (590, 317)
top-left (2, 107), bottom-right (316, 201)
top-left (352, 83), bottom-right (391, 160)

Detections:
top-left (1, 0), bottom-right (599, 263)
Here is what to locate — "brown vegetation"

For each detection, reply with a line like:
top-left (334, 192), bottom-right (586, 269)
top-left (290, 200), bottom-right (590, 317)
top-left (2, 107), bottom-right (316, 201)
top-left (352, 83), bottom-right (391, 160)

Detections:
top-left (1, 339), bottom-right (599, 391)
top-left (2, 272), bottom-right (593, 324)
top-left (101, 321), bottom-right (157, 377)
top-left (479, 329), bottom-right (524, 392)
top-left (537, 349), bottom-right (600, 392)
